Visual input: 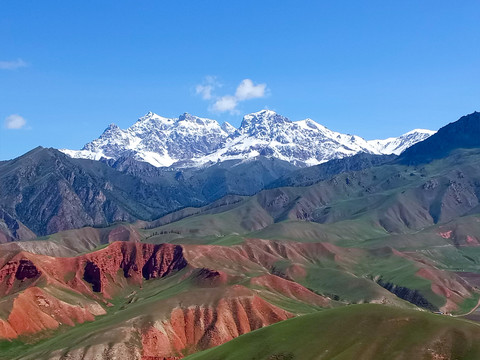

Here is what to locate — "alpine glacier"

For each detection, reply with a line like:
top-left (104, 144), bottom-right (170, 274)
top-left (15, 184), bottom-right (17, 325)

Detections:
top-left (61, 110), bottom-right (435, 167)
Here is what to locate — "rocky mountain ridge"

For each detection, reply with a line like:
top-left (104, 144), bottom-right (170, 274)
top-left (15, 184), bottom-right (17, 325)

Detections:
top-left (61, 110), bottom-right (435, 167)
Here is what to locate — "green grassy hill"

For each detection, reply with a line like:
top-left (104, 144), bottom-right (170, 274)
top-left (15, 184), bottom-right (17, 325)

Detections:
top-left (185, 304), bottom-right (480, 360)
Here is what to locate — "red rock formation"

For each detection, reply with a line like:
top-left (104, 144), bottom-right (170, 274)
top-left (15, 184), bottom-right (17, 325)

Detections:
top-left (0, 242), bottom-right (189, 339)
top-left (141, 286), bottom-right (292, 359)
top-left (0, 253), bottom-right (42, 296)
top-left (78, 242), bottom-right (188, 297)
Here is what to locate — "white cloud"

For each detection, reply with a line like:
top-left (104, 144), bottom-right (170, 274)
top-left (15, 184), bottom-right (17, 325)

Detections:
top-left (212, 96), bottom-right (238, 112)
top-left (205, 78), bottom-right (268, 113)
top-left (4, 114), bottom-right (27, 129)
top-left (235, 79), bottom-right (266, 100)
top-left (0, 59), bottom-right (28, 70)
top-left (195, 76), bottom-right (220, 100)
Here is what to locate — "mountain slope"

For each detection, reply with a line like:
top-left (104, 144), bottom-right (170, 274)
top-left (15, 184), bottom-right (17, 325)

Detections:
top-left (267, 153), bottom-right (396, 188)
top-left (399, 111), bottom-right (480, 165)
top-left (61, 110), bottom-right (434, 167)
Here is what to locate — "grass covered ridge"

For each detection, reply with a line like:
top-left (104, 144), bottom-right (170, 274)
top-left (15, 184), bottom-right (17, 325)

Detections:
top-left (185, 304), bottom-right (480, 360)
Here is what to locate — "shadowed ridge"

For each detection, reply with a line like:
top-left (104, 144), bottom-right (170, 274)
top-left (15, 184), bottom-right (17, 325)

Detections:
top-left (399, 111), bottom-right (480, 165)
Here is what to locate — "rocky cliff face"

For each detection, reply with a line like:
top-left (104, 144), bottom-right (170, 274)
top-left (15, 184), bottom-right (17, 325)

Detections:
top-left (80, 242), bottom-right (188, 297)
top-left (0, 147), bottom-right (137, 236)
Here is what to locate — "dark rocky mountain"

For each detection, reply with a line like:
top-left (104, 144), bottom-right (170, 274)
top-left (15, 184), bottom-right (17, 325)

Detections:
top-left (0, 147), bottom-right (296, 238)
top-left (399, 111), bottom-right (480, 165)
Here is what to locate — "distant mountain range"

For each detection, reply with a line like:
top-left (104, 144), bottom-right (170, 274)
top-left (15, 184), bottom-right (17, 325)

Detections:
top-left (61, 110), bottom-right (435, 167)
top-left (1, 111), bottom-right (477, 240)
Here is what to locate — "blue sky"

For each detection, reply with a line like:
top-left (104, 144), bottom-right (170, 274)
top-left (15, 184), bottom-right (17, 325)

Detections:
top-left (1, 1), bottom-right (479, 160)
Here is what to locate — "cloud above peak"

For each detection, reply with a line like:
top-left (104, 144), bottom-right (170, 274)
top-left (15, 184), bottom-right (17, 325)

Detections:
top-left (235, 79), bottom-right (266, 101)
top-left (4, 114), bottom-right (27, 129)
top-left (0, 59), bottom-right (28, 70)
top-left (197, 78), bottom-right (268, 114)
top-left (212, 95), bottom-right (238, 112)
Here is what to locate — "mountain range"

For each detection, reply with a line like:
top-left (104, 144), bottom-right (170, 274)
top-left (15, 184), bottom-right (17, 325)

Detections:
top-left (61, 110), bottom-right (435, 167)
top-left (0, 112), bottom-right (475, 241)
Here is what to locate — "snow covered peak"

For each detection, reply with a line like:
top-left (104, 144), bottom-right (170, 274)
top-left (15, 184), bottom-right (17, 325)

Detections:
top-left (64, 112), bottom-right (229, 167)
top-left (295, 118), bottom-right (331, 133)
top-left (176, 113), bottom-right (221, 129)
top-left (97, 123), bottom-right (123, 138)
top-left (243, 109), bottom-right (277, 119)
top-left (241, 110), bottom-right (290, 126)
top-left (138, 111), bottom-right (165, 121)
top-left (368, 129), bottom-right (437, 155)
top-left (61, 110), bottom-right (435, 168)
top-left (135, 111), bottom-right (172, 124)
top-left (239, 110), bottom-right (292, 139)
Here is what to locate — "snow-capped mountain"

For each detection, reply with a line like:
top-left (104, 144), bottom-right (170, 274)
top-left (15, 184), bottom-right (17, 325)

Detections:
top-left (62, 112), bottom-right (230, 167)
top-left (61, 110), bottom-right (435, 167)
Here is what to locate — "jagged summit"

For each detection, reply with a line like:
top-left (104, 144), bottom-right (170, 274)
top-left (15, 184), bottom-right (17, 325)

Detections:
top-left (61, 110), bottom-right (435, 168)
top-left (239, 110), bottom-right (292, 138)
